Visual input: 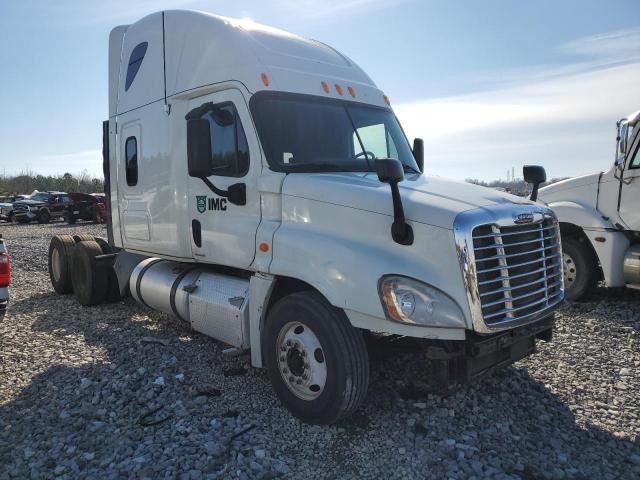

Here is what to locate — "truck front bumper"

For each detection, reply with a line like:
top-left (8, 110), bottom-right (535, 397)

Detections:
top-left (427, 314), bottom-right (554, 389)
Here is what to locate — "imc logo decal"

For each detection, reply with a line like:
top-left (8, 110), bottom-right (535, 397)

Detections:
top-left (196, 195), bottom-right (227, 213)
top-left (196, 196), bottom-right (207, 214)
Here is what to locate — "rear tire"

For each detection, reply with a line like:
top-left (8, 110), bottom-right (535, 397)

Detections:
top-left (71, 240), bottom-right (108, 306)
top-left (48, 235), bottom-right (76, 294)
top-left (65, 211), bottom-right (76, 224)
top-left (73, 234), bottom-right (95, 243)
top-left (263, 291), bottom-right (369, 424)
top-left (562, 237), bottom-right (598, 301)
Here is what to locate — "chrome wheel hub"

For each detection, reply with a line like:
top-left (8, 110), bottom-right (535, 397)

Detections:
top-left (52, 249), bottom-right (62, 282)
top-left (276, 321), bottom-right (327, 401)
top-left (563, 252), bottom-right (576, 287)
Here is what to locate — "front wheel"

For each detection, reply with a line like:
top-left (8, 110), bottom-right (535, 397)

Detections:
top-left (562, 237), bottom-right (598, 301)
top-left (37, 210), bottom-right (51, 224)
top-left (263, 291), bottom-right (369, 424)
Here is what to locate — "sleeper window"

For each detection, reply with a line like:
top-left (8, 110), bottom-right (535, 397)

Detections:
top-left (125, 42), bottom-right (148, 91)
top-left (125, 137), bottom-right (138, 186)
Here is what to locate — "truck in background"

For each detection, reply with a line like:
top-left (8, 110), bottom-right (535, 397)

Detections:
top-left (12, 191), bottom-right (71, 224)
top-left (539, 111), bottom-right (640, 300)
top-left (47, 11), bottom-right (563, 423)
top-left (0, 236), bottom-right (10, 319)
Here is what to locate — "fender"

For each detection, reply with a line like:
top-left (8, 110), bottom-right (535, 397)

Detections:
top-left (547, 200), bottom-right (629, 286)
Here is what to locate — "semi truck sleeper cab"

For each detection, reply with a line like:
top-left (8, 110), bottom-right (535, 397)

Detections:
top-left (48, 10), bottom-right (563, 424)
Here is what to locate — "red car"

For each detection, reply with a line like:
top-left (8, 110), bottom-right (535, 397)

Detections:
top-left (65, 193), bottom-right (108, 224)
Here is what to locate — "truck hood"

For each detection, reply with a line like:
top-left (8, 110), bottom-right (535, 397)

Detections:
top-left (538, 172), bottom-right (601, 205)
top-left (14, 200), bottom-right (45, 207)
top-left (282, 172), bottom-right (531, 229)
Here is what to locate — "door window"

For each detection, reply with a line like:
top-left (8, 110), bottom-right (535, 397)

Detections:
top-left (629, 143), bottom-right (640, 169)
top-left (125, 136), bottom-right (138, 186)
top-left (197, 103), bottom-right (249, 177)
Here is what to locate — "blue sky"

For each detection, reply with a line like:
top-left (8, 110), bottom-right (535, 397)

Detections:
top-left (0, 0), bottom-right (639, 180)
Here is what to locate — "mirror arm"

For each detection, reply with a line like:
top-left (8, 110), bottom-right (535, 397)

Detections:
top-left (199, 177), bottom-right (246, 206)
top-left (389, 181), bottom-right (413, 245)
top-left (530, 183), bottom-right (540, 202)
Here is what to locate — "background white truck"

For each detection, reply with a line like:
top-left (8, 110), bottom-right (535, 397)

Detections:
top-left (539, 111), bottom-right (640, 300)
top-left (48, 10), bottom-right (564, 424)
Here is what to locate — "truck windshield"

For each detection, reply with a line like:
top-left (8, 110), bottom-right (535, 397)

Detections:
top-left (251, 92), bottom-right (419, 173)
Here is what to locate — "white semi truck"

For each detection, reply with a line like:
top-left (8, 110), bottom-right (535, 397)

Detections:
top-left (48, 10), bottom-right (564, 424)
top-left (539, 111), bottom-right (640, 300)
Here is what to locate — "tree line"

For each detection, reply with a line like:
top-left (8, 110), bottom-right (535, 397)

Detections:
top-left (0, 171), bottom-right (103, 195)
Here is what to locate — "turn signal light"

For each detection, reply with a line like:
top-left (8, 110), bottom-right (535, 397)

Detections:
top-left (259, 242), bottom-right (269, 253)
top-left (0, 252), bottom-right (10, 288)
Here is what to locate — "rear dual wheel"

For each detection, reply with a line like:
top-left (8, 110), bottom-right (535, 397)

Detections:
top-left (263, 291), bottom-right (369, 424)
top-left (48, 235), bottom-right (121, 305)
top-left (48, 235), bottom-right (76, 294)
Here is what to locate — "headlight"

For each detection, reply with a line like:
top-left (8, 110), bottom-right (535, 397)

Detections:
top-left (378, 275), bottom-right (466, 328)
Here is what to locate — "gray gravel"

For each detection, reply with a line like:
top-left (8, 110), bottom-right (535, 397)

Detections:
top-left (0, 222), bottom-right (639, 479)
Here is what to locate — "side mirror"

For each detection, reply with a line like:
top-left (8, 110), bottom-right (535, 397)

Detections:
top-left (523, 165), bottom-right (547, 202)
top-left (187, 118), bottom-right (213, 177)
top-left (375, 157), bottom-right (404, 183)
top-left (412, 138), bottom-right (424, 173)
top-left (375, 158), bottom-right (413, 245)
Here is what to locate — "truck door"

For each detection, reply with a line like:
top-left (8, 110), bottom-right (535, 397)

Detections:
top-left (619, 134), bottom-right (640, 231)
top-left (186, 89), bottom-right (261, 268)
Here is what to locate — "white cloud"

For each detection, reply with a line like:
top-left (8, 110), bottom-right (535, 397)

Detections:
top-left (394, 28), bottom-right (640, 180)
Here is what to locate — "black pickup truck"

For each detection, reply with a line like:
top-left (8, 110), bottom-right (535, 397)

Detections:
top-left (12, 191), bottom-right (71, 224)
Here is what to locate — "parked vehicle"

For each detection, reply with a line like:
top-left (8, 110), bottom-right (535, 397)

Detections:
top-left (0, 236), bottom-right (9, 319)
top-left (0, 195), bottom-right (30, 222)
top-left (539, 110), bottom-right (640, 300)
top-left (13, 191), bottom-right (71, 224)
top-left (48, 10), bottom-right (563, 424)
top-left (65, 192), bottom-right (107, 224)
top-left (91, 193), bottom-right (108, 223)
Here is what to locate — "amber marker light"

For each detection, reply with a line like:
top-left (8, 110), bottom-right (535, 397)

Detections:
top-left (381, 280), bottom-right (402, 322)
top-left (321, 81), bottom-right (330, 93)
top-left (261, 73), bottom-right (270, 87)
top-left (335, 84), bottom-right (343, 96)
top-left (347, 86), bottom-right (356, 98)
top-left (259, 242), bottom-right (269, 252)
top-left (383, 95), bottom-right (391, 105)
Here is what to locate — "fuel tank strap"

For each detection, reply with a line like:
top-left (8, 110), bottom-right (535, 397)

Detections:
top-left (170, 267), bottom-right (198, 322)
top-left (135, 259), bottom-right (164, 309)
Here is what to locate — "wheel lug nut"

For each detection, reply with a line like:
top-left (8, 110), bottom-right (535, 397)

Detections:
top-left (279, 356), bottom-right (285, 362)
top-left (289, 376), bottom-right (294, 382)
top-left (302, 374), bottom-right (308, 380)
top-left (296, 379), bottom-right (302, 385)
top-left (286, 340), bottom-right (292, 347)
top-left (282, 368), bottom-right (288, 374)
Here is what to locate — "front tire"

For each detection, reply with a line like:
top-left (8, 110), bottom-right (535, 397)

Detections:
top-left (263, 291), bottom-right (369, 424)
top-left (37, 209), bottom-right (51, 224)
top-left (562, 237), bottom-right (598, 301)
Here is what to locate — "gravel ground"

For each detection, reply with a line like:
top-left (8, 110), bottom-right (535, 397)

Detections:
top-left (0, 222), bottom-right (639, 480)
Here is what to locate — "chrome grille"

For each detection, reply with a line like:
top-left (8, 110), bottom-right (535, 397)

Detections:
top-left (13, 204), bottom-right (28, 213)
top-left (471, 218), bottom-right (563, 326)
